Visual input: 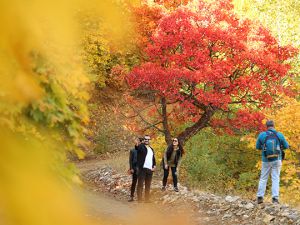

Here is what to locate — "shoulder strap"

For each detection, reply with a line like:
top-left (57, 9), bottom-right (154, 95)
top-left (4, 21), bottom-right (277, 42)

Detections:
top-left (269, 130), bottom-right (282, 144)
top-left (263, 131), bottom-right (272, 145)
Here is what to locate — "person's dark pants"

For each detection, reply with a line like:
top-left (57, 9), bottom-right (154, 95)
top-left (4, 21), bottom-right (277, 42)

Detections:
top-left (162, 166), bottom-right (178, 188)
top-left (137, 168), bottom-right (153, 201)
top-left (130, 170), bottom-right (138, 198)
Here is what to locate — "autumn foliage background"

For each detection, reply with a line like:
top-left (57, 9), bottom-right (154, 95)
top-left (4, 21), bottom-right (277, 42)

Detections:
top-left (0, 0), bottom-right (299, 224)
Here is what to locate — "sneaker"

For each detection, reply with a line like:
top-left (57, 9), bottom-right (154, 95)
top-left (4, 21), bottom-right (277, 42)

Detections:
top-left (128, 197), bottom-right (134, 202)
top-left (257, 197), bottom-right (264, 204)
top-left (161, 186), bottom-right (166, 191)
top-left (272, 198), bottom-right (279, 204)
top-left (174, 187), bottom-right (179, 192)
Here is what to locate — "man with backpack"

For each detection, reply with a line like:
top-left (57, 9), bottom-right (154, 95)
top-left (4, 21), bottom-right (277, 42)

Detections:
top-left (256, 120), bottom-right (289, 204)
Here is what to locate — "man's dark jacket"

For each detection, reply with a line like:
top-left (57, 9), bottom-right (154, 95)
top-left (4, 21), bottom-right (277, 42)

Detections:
top-left (136, 143), bottom-right (156, 169)
top-left (129, 146), bottom-right (138, 170)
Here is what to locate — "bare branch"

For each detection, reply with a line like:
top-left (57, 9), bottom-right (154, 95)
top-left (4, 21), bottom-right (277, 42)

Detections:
top-left (143, 121), bottom-right (164, 131)
top-left (127, 104), bottom-right (165, 133)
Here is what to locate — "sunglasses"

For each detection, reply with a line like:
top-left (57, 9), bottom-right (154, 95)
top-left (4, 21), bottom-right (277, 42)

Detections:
top-left (144, 138), bottom-right (150, 141)
top-left (173, 139), bottom-right (178, 142)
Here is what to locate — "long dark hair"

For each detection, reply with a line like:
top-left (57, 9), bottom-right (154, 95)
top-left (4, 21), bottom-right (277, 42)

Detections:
top-left (166, 138), bottom-right (184, 160)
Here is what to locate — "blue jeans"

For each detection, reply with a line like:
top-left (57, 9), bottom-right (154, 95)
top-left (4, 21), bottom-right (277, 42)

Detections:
top-left (257, 160), bottom-right (282, 199)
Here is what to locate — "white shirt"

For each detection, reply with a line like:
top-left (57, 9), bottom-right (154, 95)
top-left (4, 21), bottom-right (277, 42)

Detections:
top-left (143, 145), bottom-right (153, 169)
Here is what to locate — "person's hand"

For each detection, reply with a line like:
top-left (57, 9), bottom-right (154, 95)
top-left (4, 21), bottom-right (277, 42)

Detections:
top-left (165, 165), bottom-right (168, 170)
top-left (134, 139), bottom-right (139, 146)
top-left (152, 166), bottom-right (156, 172)
top-left (127, 169), bottom-right (134, 175)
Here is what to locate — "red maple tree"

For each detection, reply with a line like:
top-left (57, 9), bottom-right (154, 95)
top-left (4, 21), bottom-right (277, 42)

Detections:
top-left (126, 0), bottom-right (298, 144)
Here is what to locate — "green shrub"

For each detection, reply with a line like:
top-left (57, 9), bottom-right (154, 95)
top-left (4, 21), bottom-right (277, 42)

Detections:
top-left (93, 133), bottom-right (109, 154)
top-left (182, 128), bottom-right (259, 195)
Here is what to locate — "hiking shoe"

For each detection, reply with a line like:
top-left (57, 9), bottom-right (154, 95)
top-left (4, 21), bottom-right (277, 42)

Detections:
top-left (257, 197), bottom-right (264, 204)
top-left (161, 186), bottom-right (166, 191)
top-left (272, 198), bottom-right (279, 204)
top-left (128, 197), bottom-right (134, 202)
top-left (174, 187), bottom-right (179, 192)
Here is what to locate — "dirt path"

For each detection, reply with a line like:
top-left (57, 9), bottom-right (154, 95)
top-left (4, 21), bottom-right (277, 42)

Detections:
top-left (75, 157), bottom-right (214, 225)
top-left (78, 189), bottom-right (136, 225)
top-left (79, 189), bottom-right (203, 225)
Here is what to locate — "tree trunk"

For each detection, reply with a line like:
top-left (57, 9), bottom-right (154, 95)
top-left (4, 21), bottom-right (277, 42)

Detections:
top-left (177, 106), bottom-right (215, 145)
top-left (161, 97), bottom-right (172, 145)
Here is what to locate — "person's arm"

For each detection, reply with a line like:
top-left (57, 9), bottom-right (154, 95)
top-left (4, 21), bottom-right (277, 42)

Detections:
top-left (177, 157), bottom-right (182, 168)
top-left (279, 133), bottom-right (289, 150)
top-left (163, 149), bottom-right (168, 168)
top-left (152, 149), bottom-right (156, 168)
top-left (256, 133), bottom-right (263, 150)
top-left (135, 142), bottom-right (139, 150)
top-left (136, 144), bottom-right (143, 168)
top-left (129, 149), bottom-right (133, 170)
top-left (176, 150), bottom-right (183, 169)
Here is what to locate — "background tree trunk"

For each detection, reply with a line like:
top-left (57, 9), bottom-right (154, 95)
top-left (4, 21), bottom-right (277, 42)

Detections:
top-left (161, 97), bottom-right (172, 145)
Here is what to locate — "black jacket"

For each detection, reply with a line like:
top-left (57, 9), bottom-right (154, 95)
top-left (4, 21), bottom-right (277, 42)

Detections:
top-left (129, 146), bottom-right (138, 170)
top-left (163, 147), bottom-right (183, 168)
top-left (137, 143), bottom-right (156, 169)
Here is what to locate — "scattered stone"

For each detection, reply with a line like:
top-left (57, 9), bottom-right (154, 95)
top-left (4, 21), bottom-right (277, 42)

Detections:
top-left (287, 213), bottom-right (299, 222)
top-left (279, 217), bottom-right (287, 224)
top-left (242, 215), bottom-right (249, 219)
top-left (192, 196), bottom-right (199, 202)
top-left (222, 213), bottom-right (232, 220)
top-left (225, 195), bottom-right (239, 203)
top-left (244, 203), bottom-right (254, 210)
top-left (219, 206), bottom-right (231, 212)
top-left (263, 214), bottom-right (275, 224)
top-left (235, 210), bottom-right (244, 216)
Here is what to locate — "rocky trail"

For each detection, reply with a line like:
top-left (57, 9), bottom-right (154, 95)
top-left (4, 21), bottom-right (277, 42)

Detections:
top-left (77, 158), bottom-right (300, 225)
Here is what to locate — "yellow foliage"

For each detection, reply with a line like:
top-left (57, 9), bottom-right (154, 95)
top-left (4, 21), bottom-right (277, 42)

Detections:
top-left (0, 129), bottom-right (93, 225)
top-left (265, 98), bottom-right (300, 153)
top-left (151, 135), bottom-right (167, 164)
top-left (245, 97), bottom-right (300, 206)
top-left (233, 0), bottom-right (300, 47)
top-left (265, 98), bottom-right (300, 205)
top-left (0, 0), bottom-right (136, 224)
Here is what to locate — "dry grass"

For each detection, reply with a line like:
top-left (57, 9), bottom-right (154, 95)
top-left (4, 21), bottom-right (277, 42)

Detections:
top-left (102, 151), bottom-right (129, 174)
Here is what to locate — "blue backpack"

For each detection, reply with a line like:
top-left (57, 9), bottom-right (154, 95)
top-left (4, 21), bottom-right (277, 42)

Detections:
top-left (263, 131), bottom-right (281, 160)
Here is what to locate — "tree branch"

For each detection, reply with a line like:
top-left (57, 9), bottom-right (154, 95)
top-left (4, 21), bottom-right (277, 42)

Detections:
top-left (177, 105), bottom-right (216, 144)
top-left (126, 104), bottom-right (165, 133)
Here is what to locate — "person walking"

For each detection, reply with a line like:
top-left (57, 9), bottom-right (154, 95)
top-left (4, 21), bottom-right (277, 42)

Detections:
top-left (128, 137), bottom-right (144, 202)
top-left (162, 138), bottom-right (184, 192)
top-left (136, 135), bottom-right (156, 203)
top-left (256, 120), bottom-right (289, 204)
